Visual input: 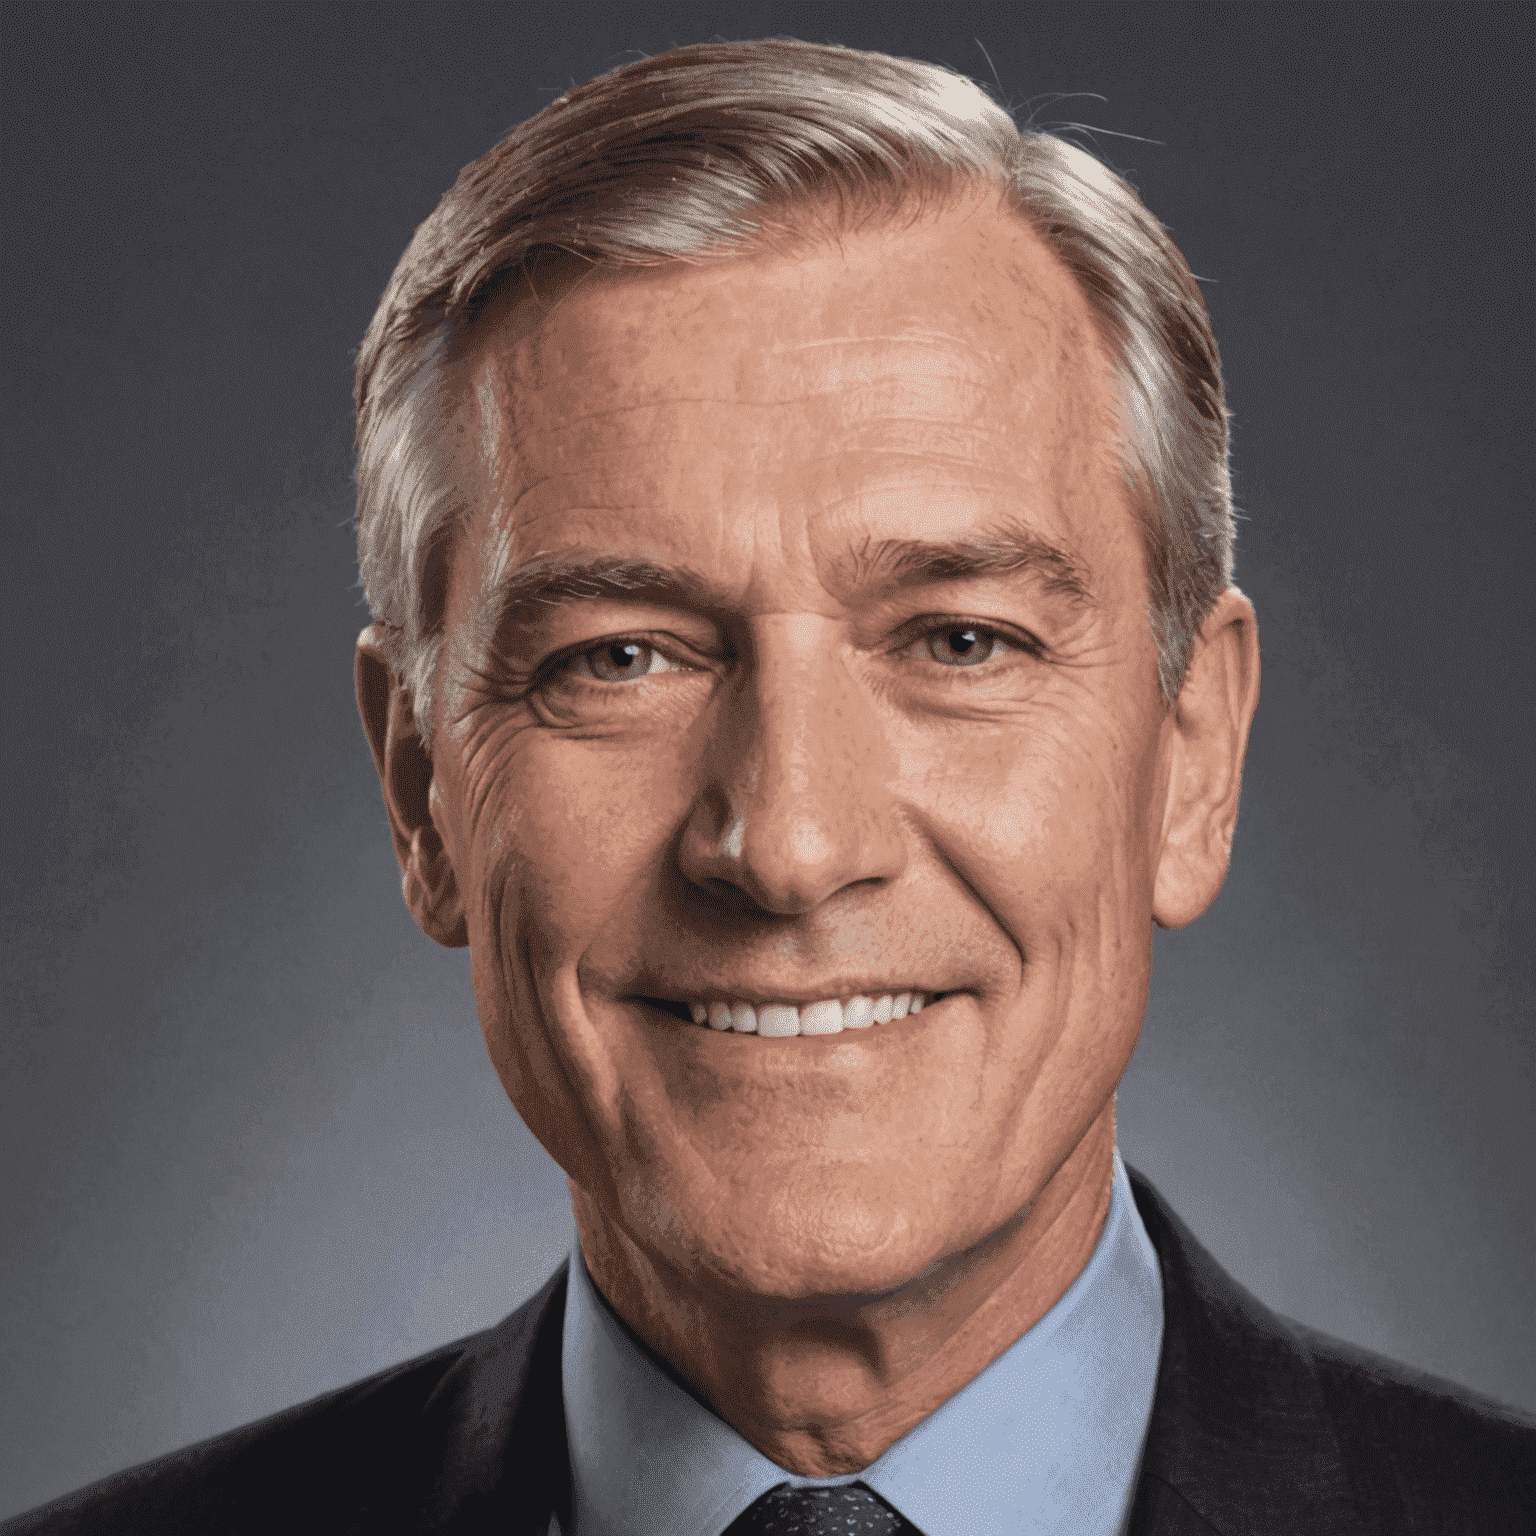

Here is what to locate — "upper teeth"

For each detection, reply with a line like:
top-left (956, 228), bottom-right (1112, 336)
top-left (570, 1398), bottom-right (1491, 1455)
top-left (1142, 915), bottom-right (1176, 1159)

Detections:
top-left (687, 993), bottom-right (929, 1035)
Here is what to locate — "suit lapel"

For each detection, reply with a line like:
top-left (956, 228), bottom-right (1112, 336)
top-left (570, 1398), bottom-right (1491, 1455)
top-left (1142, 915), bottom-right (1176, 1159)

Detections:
top-left (1126, 1172), bottom-right (1369, 1536)
top-left (411, 1263), bottom-right (572, 1535)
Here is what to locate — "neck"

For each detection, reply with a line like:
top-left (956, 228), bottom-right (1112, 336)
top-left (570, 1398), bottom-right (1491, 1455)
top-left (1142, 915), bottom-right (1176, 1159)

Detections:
top-left (572, 1108), bottom-right (1117, 1476)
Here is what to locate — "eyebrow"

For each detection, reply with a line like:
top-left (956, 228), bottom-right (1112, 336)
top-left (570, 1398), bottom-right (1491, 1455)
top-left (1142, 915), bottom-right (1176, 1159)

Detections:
top-left (478, 552), bottom-right (720, 636)
top-left (479, 520), bottom-right (1093, 634)
top-left (847, 521), bottom-right (1095, 607)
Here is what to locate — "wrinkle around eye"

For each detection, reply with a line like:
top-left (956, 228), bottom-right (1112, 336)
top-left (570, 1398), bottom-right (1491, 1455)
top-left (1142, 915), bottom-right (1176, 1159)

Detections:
top-left (458, 625), bottom-right (711, 705)
top-left (858, 621), bottom-right (1057, 724)
top-left (452, 704), bottom-right (545, 831)
top-left (525, 637), bottom-right (722, 732)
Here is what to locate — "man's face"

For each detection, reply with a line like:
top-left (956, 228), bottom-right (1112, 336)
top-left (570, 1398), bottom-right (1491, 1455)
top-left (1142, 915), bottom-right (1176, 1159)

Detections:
top-left (423, 193), bottom-right (1177, 1301)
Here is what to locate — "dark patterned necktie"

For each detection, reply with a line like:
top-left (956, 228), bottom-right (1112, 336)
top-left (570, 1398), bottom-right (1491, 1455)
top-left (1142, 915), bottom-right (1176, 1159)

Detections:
top-left (722, 1481), bottom-right (924, 1535)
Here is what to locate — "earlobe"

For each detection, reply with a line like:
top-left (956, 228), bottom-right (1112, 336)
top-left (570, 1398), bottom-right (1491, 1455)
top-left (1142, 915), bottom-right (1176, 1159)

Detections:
top-left (355, 627), bottom-right (468, 948)
top-left (403, 814), bottom-right (469, 949)
top-left (1151, 589), bottom-right (1261, 930)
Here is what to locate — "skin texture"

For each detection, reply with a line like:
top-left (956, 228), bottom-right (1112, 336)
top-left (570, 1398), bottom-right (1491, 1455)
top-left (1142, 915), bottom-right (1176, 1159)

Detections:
top-left (357, 188), bottom-right (1260, 1475)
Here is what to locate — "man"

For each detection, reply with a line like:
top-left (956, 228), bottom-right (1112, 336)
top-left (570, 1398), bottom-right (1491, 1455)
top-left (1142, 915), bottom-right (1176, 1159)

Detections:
top-left (10, 35), bottom-right (1531, 1536)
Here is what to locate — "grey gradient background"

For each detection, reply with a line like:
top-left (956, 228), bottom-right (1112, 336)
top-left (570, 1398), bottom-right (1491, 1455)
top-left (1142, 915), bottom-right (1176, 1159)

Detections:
top-left (3, 0), bottom-right (1532, 1516)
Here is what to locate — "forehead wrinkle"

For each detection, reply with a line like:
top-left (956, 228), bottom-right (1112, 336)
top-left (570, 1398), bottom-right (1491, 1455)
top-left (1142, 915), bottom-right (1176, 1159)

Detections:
top-left (797, 460), bottom-right (1067, 542)
top-left (772, 330), bottom-right (995, 355)
top-left (493, 418), bottom-right (1016, 534)
top-left (501, 329), bottom-right (1002, 406)
top-left (498, 408), bottom-right (1006, 513)
top-left (465, 242), bottom-right (1116, 605)
top-left (739, 342), bottom-right (1002, 393)
top-left (485, 352), bottom-right (1017, 519)
top-left (811, 471), bottom-right (1046, 511)
top-left (512, 380), bottom-right (998, 441)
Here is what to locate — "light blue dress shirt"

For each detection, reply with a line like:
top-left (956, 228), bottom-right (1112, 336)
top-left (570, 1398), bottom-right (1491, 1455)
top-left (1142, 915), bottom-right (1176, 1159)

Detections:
top-left (561, 1150), bottom-right (1163, 1536)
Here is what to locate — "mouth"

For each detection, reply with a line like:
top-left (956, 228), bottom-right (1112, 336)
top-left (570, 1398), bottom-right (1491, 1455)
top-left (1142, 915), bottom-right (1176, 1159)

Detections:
top-left (637, 991), bottom-right (946, 1037)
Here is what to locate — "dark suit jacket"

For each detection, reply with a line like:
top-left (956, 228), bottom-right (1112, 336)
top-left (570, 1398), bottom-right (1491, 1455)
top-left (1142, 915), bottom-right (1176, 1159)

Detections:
top-left (8, 1171), bottom-right (1533, 1534)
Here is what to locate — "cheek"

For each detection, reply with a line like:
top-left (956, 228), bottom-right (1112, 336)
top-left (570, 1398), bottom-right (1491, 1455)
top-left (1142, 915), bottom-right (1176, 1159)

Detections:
top-left (448, 722), bottom-right (702, 1179)
top-left (903, 690), bottom-right (1161, 948)
top-left (459, 724), bottom-right (699, 962)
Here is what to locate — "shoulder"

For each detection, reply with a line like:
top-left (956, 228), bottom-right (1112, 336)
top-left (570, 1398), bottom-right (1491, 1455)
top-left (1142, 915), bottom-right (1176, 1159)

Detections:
top-left (3, 1267), bottom-right (570, 1536)
top-left (1298, 1321), bottom-right (1536, 1528)
top-left (1126, 1168), bottom-right (1535, 1535)
top-left (3, 1339), bottom-right (475, 1535)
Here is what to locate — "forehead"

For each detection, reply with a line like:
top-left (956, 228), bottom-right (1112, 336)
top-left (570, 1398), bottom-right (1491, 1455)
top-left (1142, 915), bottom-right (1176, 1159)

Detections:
top-left (452, 194), bottom-right (1128, 592)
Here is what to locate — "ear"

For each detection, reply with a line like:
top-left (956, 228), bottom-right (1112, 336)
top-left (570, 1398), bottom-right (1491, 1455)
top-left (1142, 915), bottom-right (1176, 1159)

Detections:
top-left (355, 626), bottom-right (468, 948)
top-left (1152, 588), bottom-right (1261, 930)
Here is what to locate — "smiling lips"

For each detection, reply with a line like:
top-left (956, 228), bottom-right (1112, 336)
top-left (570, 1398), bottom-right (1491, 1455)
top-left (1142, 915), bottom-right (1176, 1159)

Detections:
top-left (683, 993), bottom-right (934, 1036)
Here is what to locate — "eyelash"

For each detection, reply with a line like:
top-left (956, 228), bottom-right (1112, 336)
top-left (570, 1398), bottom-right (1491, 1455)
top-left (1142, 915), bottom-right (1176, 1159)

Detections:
top-left (897, 616), bottom-right (1045, 668)
top-left (523, 616), bottom-right (1043, 693)
top-left (545, 636), bottom-right (705, 686)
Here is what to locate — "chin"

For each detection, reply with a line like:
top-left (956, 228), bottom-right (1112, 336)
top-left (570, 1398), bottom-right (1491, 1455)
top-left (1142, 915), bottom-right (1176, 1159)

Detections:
top-left (624, 1160), bottom-right (994, 1306)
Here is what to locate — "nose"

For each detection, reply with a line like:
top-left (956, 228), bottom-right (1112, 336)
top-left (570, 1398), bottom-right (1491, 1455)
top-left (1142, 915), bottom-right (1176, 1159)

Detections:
top-left (678, 615), bottom-right (907, 915)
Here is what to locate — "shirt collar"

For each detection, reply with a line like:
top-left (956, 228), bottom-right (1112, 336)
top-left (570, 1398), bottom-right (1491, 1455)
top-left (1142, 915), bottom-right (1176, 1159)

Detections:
top-left (562, 1150), bottom-right (1163, 1536)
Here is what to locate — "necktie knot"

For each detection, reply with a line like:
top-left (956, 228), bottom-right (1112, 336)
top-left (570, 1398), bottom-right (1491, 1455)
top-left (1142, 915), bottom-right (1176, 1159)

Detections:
top-left (722, 1481), bottom-right (923, 1535)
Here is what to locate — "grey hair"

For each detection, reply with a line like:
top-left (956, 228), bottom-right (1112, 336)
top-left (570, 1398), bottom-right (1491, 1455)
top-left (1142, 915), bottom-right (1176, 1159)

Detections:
top-left (354, 37), bottom-right (1233, 743)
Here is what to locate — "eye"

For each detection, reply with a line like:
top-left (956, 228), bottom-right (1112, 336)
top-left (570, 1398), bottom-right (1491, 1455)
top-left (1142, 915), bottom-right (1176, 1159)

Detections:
top-left (570, 639), bottom-right (678, 683)
top-left (923, 625), bottom-right (1010, 668)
